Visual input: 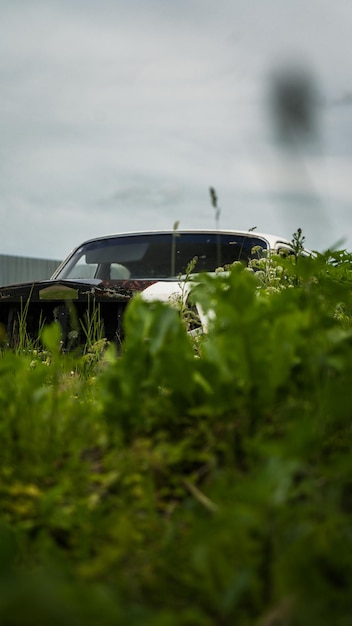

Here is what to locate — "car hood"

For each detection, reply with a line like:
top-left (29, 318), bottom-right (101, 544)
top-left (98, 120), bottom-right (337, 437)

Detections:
top-left (0, 278), bottom-right (159, 303)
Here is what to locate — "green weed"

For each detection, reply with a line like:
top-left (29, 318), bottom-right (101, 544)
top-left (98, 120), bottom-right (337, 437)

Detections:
top-left (0, 246), bottom-right (352, 624)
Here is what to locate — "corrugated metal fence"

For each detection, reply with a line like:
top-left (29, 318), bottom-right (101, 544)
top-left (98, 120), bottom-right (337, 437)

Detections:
top-left (0, 254), bottom-right (61, 286)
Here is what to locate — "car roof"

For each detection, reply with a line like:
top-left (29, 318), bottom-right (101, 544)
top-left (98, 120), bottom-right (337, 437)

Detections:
top-left (72, 229), bottom-right (291, 250)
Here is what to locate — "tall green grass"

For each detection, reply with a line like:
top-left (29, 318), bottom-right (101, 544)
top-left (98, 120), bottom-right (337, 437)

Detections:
top-left (1, 247), bottom-right (352, 624)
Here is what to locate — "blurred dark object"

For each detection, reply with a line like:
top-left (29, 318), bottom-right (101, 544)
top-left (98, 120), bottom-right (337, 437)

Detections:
top-left (269, 64), bottom-right (320, 145)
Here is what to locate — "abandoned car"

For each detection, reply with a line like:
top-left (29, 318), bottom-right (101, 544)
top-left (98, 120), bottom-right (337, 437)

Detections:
top-left (0, 229), bottom-right (295, 348)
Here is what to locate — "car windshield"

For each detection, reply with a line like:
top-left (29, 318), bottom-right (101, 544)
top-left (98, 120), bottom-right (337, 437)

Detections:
top-left (54, 232), bottom-right (268, 281)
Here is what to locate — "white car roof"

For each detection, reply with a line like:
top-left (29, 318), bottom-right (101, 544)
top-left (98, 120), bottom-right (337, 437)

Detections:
top-left (76, 229), bottom-right (291, 250)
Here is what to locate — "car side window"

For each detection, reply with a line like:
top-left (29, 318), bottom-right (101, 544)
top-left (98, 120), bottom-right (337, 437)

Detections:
top-left (109, 263), bottom-right (131, 280)
top-left (276, 245), bottom-right (295, 257)
top-left (67, 260), bottom-right (98, 279)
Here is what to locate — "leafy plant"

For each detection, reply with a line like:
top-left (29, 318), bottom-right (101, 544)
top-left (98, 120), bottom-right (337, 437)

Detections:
top-left (1, 245), bottom-right (352, 624)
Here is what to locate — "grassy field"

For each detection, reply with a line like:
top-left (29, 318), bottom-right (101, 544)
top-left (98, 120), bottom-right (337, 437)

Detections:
top-left (1, 244), bottom-right (352, 625)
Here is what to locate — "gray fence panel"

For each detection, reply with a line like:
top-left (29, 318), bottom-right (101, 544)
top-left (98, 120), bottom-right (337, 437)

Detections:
top-left (0, 255), bottom-right (61, 286)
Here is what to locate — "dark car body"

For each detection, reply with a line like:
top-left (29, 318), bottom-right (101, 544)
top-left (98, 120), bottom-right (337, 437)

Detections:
top-left (0, 230), bottom-right (293, 348)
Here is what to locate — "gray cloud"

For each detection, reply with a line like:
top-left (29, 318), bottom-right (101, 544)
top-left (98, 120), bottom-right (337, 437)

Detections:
top-left (0, 0), bottom-right (352, 260)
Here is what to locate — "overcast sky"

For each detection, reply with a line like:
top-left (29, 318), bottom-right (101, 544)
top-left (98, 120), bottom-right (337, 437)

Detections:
top-left (0, 0), bottom-right (351, 260)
